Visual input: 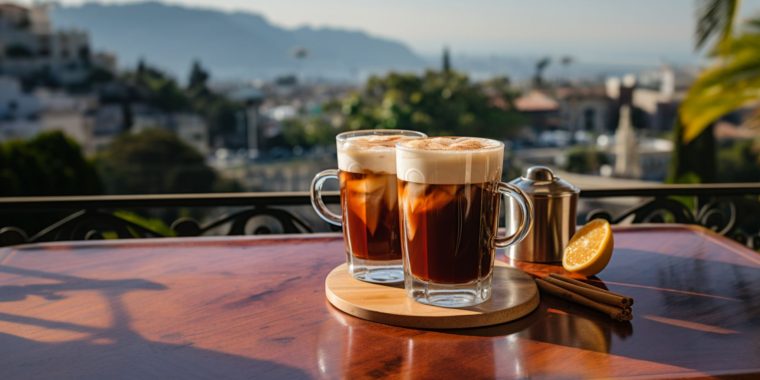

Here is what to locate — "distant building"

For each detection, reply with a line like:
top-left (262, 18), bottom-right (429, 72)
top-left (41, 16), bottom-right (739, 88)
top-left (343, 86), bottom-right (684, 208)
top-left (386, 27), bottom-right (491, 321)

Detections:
top-left (131, 106), bottom-right (210, 155)
top-left (514, 90), bottom-right (560, 131)
top-left (556, 86), bottom-right (615, 134)
top-left (0, 2), bottom-right (114, 85)
top-left (0, 75), bottom-right (39, 118)
top-left (37, 89), bottom-right (98, 153)
top-left (606, 66), bottom-right (689, 131)
top-left (229, 86), bottom-right (265, 156)
top-left (0, 76), bottom-right (40, 140)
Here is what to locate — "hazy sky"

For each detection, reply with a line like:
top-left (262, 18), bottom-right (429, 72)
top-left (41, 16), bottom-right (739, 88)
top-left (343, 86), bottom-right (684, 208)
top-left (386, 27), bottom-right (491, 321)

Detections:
top-left (19, 0), bottom-right (760, 63)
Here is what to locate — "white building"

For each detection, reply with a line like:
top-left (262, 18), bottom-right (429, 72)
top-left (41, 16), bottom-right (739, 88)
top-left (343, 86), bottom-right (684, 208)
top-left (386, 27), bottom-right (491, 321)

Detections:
top-left (0, 3), bottom-right (112, 85)
top-left (0, 76), bottom-right (39, 118)
top-left (36, 89), bottom-right (99, 153)
top-left (131, 106), bottom-right (210, 155)
top-left (556, 86), bottom-right (614, 134)
top-left (0, 76), bottom-right (41, 140)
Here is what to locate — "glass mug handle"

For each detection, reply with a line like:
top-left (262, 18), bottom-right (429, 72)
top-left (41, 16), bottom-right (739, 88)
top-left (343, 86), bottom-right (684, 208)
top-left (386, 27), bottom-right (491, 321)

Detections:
top-left (494, 182), bottom-right (533, 248)
top-left (310, 169), bottom-right (342, 226)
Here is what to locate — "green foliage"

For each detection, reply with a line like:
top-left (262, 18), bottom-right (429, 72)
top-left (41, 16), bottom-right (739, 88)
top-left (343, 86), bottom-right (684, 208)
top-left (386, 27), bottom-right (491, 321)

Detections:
top-left (563, 147), bottom-right (610, 175)
top-left (695, 0), bottom-right (740, 52)
top-left (673, 2), bottom-right (749, 181)
top-left (120, 60), bottom-right (245, 149)
top-left (668, 118), bottom-right (716, 183)
top-left (96, 128), bottom-right (218, 194)
top-left (533, 57), bottom-right (551, 87)
top-left (191, 94), bottom-right (244, 149)
top-left (188, 60), bottom-right (210, 95)
top-left (113, 210), bottom-right (176, 237)
top-left (183, 61), bottom-right (246, 149)
top-left (0, 131), bottom-right (102, 196)
top-left (127, 61), bottom-right (192, 113)
top-left (88, 67), bottom-right (115, 84)
top-left (335, 70), bottom-right (524, 139)
top-left (680, 9), bottom-right (759, 143)
top-left (717, 138), bottom-right (760, 181)
top-left (282, 118), bottom-right (340, 148)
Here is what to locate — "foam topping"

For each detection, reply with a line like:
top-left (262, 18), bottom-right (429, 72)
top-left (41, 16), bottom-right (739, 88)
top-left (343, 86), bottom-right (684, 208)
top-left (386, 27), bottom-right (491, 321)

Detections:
top-left (400, 137), bottom-right (500, 151)
top-left (338, 135), bottom-right (417, 174)
top-left (396, 137), bottom-right (504, 184)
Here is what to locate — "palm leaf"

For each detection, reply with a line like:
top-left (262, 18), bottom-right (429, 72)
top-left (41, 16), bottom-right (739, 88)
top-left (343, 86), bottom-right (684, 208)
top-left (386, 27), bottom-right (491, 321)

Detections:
top-left (680, 34), bottom-right (760, 142)
top-left (695, 0), bottom-right (741, 52)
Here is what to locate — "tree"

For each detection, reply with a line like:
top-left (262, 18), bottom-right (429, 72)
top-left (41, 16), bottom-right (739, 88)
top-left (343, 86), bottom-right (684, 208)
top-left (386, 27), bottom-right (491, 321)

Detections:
top-left (679, 19), bottom-right (760, 143)
top-left (96, 129), bottom-right (217, 194)
top-left (129, 60), bottom-right (191, 113)
top-left (336, 70), bottom-right (524, 140)
top-left (188, 60), bottom-right (210, 95)
top-left (679, 0), bottom-right (745, 143)
top-left (668, 118), bottom-right (717, 183)
top-left (442, 46), bottom-right (452, 73)
top-left (0, 132), bottom-right (102, 237)
top-left (193, 96), bottom-right (246, 149)
top-left (0, 131), bottom-right (102, 196)
top-left (281, 117), bottom-right (339, 148)
top-left (695, 0), bottom-right (740, 52)
top-left (717, 138), bottom-right (760, 182)
top-left (670, 0), bottom-right (746, 183)
top-left (533, 57), bottom-right (551, 88)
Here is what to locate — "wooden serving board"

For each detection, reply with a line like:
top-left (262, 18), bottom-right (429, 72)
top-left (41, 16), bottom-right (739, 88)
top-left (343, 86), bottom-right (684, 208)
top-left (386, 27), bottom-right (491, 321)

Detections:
top-left (325, 261), bottom-right (539, 329)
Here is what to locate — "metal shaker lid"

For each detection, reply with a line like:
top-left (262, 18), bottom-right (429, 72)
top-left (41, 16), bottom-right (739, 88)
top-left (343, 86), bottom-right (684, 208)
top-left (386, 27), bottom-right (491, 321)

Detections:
top-left (509, 166), bottom-right (580, 197)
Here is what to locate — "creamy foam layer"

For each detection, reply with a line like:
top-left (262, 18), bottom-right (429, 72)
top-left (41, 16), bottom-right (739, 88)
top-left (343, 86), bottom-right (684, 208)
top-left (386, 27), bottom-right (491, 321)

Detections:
top-left (338, 135), bottom-right (411, 174)
top-left (396, 137), bottom-right (504, 184)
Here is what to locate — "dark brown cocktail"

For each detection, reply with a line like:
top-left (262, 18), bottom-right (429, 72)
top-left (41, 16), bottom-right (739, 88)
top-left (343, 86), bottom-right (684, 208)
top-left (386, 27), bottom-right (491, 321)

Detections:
top-left (397, 181), bottom-right (499, 284)
top-left (396, 137), bottom-right (533, 307)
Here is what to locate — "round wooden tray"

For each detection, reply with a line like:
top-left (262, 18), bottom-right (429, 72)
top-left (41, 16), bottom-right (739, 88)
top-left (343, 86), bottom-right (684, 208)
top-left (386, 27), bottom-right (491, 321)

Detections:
top-left (325, 262), bottom-right (539, 329)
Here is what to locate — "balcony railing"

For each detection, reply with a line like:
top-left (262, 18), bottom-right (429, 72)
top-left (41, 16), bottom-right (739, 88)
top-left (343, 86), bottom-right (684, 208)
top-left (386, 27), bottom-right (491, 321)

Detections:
top-left (1, 184), bottom-right (759, 249)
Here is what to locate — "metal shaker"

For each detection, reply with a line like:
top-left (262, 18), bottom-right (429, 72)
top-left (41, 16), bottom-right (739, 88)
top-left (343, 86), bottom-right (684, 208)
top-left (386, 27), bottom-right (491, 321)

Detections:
top-left (506, 166), bottom-right (580, 262)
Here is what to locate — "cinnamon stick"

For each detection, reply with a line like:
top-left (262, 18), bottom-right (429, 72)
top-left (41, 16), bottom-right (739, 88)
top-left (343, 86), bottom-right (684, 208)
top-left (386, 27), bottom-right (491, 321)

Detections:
top-left (549, 273), bottom-right (634, 307)
top-left (536, 278), bottom-right (632, 321)
top-left (543, 275), bottom-right (632, 308)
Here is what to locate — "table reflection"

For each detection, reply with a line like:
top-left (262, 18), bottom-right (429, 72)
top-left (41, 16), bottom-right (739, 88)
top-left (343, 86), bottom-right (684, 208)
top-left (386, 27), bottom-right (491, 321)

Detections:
top-left (317, 305), bottom-right (500, 379)
top-left (318, 286), bottom-right (634, 379)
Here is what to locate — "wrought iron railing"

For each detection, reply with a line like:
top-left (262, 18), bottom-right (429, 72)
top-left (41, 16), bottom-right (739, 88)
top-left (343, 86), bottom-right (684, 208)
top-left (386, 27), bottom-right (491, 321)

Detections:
top-left (1, 184), bottom-right (759, 249)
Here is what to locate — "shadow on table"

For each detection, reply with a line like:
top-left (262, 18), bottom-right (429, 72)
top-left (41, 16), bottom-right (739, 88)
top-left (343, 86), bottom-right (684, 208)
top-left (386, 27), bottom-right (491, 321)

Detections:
top-left (0, 265), bottom-right (310, 380)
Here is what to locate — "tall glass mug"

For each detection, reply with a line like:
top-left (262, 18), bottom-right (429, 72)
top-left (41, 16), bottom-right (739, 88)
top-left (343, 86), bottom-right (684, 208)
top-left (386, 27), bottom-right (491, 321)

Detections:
top-left (311, 130), bottom-right (427, 283)
top-left (396, 137), bottom-right (533, 307)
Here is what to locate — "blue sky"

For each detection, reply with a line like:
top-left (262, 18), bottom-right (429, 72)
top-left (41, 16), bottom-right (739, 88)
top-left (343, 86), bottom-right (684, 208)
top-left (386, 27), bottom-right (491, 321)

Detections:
top-left (21, 0), bottom-right (760, 63)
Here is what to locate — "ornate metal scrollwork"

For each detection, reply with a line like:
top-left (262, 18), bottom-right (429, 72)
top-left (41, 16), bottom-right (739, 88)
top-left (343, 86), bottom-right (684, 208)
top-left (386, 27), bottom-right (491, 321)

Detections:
top-left (1, 206), bottom-right (324, 247)
top-left (585, 195), bottom-right (751, 247)
top-left (1, 188), bottom-right (758, 249)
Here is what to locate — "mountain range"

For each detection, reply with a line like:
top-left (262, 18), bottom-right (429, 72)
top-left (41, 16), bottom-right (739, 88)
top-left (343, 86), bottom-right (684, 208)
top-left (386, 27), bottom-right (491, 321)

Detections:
top-left (51, 2), bottom-right (427, 81)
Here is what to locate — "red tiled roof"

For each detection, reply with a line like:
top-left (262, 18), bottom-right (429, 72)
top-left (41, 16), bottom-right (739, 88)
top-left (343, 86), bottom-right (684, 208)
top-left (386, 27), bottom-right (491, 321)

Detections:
top-left (515, 90), bottom-right (559, 112)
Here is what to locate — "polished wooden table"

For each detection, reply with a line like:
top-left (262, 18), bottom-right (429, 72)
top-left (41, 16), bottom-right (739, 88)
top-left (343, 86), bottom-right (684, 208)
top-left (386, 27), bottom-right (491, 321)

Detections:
top-left (0, 225), bottom-right (758, 379)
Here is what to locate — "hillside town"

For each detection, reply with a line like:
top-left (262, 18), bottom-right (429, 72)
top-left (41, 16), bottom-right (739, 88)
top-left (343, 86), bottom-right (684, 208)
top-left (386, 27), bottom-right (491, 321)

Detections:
top-left (0, 2), bottom-right (753, 192)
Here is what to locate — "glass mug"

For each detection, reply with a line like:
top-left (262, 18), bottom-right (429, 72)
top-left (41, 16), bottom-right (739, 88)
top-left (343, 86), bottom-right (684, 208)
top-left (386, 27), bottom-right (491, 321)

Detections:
top-left (396, 137), bottom-right (533, 307)
top-left (311, 129), bottom-right (427, 283)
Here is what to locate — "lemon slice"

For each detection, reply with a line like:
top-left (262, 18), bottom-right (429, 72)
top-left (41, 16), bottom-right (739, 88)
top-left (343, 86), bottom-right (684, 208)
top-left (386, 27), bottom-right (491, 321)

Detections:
top-left (562, 219), bottom-right (614, 276)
